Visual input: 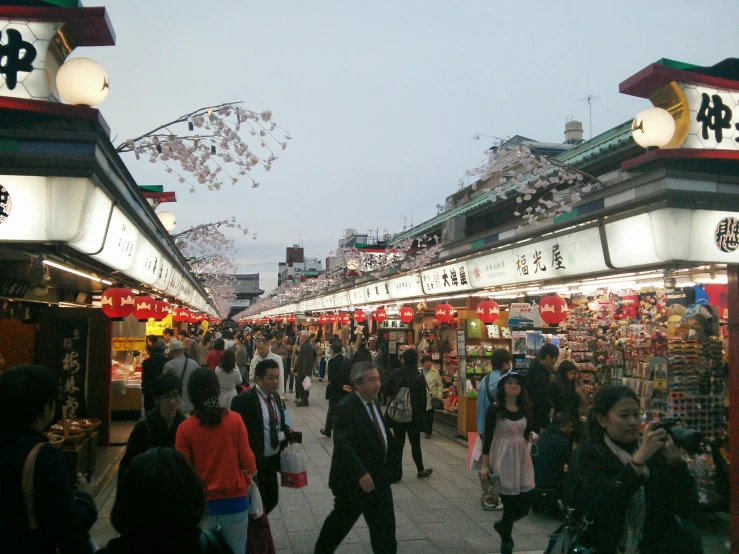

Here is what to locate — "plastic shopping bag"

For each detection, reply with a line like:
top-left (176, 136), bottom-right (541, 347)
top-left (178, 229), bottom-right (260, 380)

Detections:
top-left (467, 432), bottom-right (482, 470)
top-left (280, 444), bottom-right (308, 488)
top-left (248, 481), bottom-right (264, 519)
top-left (302, 376), bottom-right (312, 391)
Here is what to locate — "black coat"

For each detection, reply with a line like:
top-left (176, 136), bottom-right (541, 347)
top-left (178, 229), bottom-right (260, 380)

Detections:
top-left (231, 387), bottom-right (289, 468)
top-left (564, 441), bottom-right (701, 554)
top-left (328, 392), bottom-right (401, 493)
top-left (384, 367), bottom-right (426, 429)
top-left (0, 429), bottom-right (97, 554)
top-left (532, 424), bottom-right (573, 489)
top-left (141, 353), bottom-right (168, 411)
top-left (325, 354), bottom-right (350, 401)
top-left (526, 359), bottom-right (553, 431)
top-left (551, 380), bottom-right (580, 419)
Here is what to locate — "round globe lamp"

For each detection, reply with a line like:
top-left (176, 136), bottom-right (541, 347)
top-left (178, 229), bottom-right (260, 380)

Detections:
top-left (56, 58), bottom-right (110, 107)
top-left (157, 211), bottom-right (177, 232)
top-left (631, 107), bottom-right (675, 149)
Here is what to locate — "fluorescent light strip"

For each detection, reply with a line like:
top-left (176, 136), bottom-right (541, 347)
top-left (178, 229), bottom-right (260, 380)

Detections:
top-left (43, 260), bottom-right (109, 284)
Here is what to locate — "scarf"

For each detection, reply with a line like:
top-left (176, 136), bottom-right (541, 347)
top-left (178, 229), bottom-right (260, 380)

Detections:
top-left (604, 435), bottom-right (648, 554)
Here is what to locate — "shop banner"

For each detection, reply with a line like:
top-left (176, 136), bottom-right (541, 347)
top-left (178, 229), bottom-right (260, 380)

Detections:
top-left (56, 319), bottom-right (89, 419)
top-left (362, 281), bottom-right (392, 303)
top-left (348, 288), bottom-right (365, 305)
top-left (421, 260), bottom-right (473, 295)
top-left (388, 274), bottom-right (424, 300)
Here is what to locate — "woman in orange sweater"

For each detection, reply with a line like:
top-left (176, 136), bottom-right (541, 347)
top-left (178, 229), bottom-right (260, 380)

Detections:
top-left (176, 367), bottom-right (256, 554)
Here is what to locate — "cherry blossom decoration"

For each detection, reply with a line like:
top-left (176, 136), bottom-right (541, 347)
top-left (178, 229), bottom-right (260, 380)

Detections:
top-left (333, 235), bottom-right (443, 276)
top-left (116, 102), bottom-right (291, 193)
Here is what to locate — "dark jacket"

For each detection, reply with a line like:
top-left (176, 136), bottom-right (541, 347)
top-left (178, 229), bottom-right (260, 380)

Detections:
top-left (117, 408), bottom-right (187, 488)
top-left (97, 530), bottom-right (218, 554)
top-left (551, 379), bottom-right (580, 419)
top-left (532, 424), bottom-right (573, 489)
top-left (325, 354), bottom-right (350, 401)
top-left (564, 441), bottom-right (701, 554)
top-left (141, 353), bottom-right (168, 412)
top-left (231, 387), bottom-right (289, 468)
top-left (328, 392), bottom-right (401, 493)
top-left (384, 366), bottom-right (426, 429)
top-left (295, 340), bottom-right (315, 377)
top-left (0, 429), bottom-right (97, 554)
top-left (526, 359), bottom-right (553, 431)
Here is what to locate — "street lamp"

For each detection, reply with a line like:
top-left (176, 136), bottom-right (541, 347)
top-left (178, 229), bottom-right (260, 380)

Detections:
top-left (56, 57), bottom-right (110, 108)
top-left (631, 107), bottom-right (675, 149)
top-left (157, 211), bottom-right (177, 232)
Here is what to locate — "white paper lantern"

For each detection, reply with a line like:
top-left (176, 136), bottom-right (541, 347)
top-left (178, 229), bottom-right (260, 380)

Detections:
top-left (56, 57), bottom-right (109, 107)
top-left (631, 107), bottom-right (675, 148)
top-left (157, 211), bottom-right (177, 231)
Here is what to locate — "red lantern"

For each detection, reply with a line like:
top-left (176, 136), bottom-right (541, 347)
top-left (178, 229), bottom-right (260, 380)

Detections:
top-left (399, 306), bottom-right (414, 323)
top-left (373, 308), bottom-right (387, 323)
top-left (132, 296), bottom-right (157, 321)
top-left (152, 301), bottom-right (168, 321)
top-left (339, 313), bottom-right (351, 325)
top-left (435, 303), bottom-right (454, 323)
top-left (328, 313), bottom-right (338, 325)
top-left (354, 309), bottom-right (366, 323)
top-left (171, 307), bottom-right (185, 322)
top-left (539, 295), bottom-right (569, 325)
top-left (100, 288), bottom-right (136, 320)
top-left (318, 314), bottom-right (327, 325)
top-left (476, 300), bottom-right (500, 324)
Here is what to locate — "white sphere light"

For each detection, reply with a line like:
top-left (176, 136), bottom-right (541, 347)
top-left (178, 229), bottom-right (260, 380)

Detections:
top-left (631, 107), bottom-right (675, 149)
top-left (157, 211), bottom-right (177, 231)
top-left (56, 57), bottom-right (109, 107)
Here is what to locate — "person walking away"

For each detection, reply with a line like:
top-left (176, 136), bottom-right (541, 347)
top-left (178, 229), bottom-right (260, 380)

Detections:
top-left (141, 340), bottom-right (168, 413)
top-left (215, 350), bottom-right (242, 408)
top-left (295, 330), bottom-right (314, 407)
top-left (0, 365), bottom-right (98, 553)
top-left (234, 334), bottom-right (250, 384)
top-left (199, 331), bottom-right (214, 366)
top-left (250, 338), bottom-right (285, 393)
top-left (420, 355), bottom-right (443, 439)
top-left (223, 331), bottom-right (236, 352)
top-left (284, 341), bottom-right (294, 394)
top-left (320, 341), bottom-right (351, 438)
top-left (99, 448), bottom-right (232, 554)
top-left (205, 338), bottom-right (227, 371)
top-left (162, 340), bottom-right (200, 414)
top-left (374, 341), bottom-right (391, 404)
top-left (178, 329), bottom-right (202, 365)
top-left (317, 335), bottom-right (328, 381)
top-left (118, 373), bottom-right (187, 488)
top-left (231, 359), bottom-right (293, 515)
top-left (314, 362), bottom-right (401, 554)
top-left (176, 368), bottom-right (257, 554)
top-left (476, 348), bottom-right (513, 439)
top-left (526, 343), bottom-right (559, 433)
top-left (480, 372), bottom-right (538, 554)
top-left (384, 349), bottom-right (433, 478)
top-left (270, 333), bottom-right (289, 394)
top-left (551, 359), bottom-right (588, 442)
top-left (564, 385), bottom-right (702, 554)
top-left (531, 412), bottom-right (574, 515)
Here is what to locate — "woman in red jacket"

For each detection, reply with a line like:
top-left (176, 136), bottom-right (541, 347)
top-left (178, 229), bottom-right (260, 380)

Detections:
top-left (176, 367), bottom-right (256, 554)
top-left (205, 338), bottom-right (227, 371)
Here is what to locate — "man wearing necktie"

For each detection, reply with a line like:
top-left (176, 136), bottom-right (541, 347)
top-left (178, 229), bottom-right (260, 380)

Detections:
top-left (231, 358), bottom-right (292, 514)
top-left (314, 362), bottom-right (402, 554)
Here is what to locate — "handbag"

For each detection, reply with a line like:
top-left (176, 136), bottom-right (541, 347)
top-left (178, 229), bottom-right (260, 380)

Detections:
top-left (302, 376), bottom-right (312, 391)
top-left (280, 443), bottom-right (308, 488)
top-left (248, 481), bottom-right (264, 519)
top-left (544, 503), bottom-right (596, 554)
top-left (247, 514), bottom-right (277, 554)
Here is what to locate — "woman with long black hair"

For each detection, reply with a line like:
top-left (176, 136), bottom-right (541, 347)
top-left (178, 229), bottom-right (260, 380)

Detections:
top-left (480, 372), bottom-right (537, 554)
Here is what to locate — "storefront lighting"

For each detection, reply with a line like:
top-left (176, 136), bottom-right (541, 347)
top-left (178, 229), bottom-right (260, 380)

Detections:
top-left (56, 57), bottom-right (110, 108)
top-left (157, 211), bottom-right (177, 232)
top-left (631, 107), bottom-right (676, 149)
top-left (43, 260), bottom-right (110, 285)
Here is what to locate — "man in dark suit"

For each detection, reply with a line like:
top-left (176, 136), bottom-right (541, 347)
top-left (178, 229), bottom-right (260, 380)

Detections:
top-left (314, 362), bottom-right (401, 554)
top-left (320, 341), bottom-right (351, 438)
top-left (231, 358), bottom-right (291, 514)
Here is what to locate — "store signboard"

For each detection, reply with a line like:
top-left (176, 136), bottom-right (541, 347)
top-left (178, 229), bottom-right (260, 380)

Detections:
top-left (379, 319), bottom-right (410, 330)
top-left (56, 319), bottom-right (89, 419)
top-left (363, 280), bottom-right (392, 303)
top-left (421, 260), bottom-right (473, 295)
top-left (388, 274), bottom-right (424, 300)
top-left (348, 287), bottom-right (365, 305)
top-left (332, 291), bottom-right (351, 308)
top-left (468, 227), bottom-right (608, 289)
top-left (677, 83), bottom-right (739, 152)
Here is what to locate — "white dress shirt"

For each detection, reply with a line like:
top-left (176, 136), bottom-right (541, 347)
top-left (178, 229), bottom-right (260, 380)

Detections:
top-left (256, 385), bottom-right (285, 458)
top-left (362, 398), bottom-right (387, 451)
top-left (249, 351), bottom-right (285, 393)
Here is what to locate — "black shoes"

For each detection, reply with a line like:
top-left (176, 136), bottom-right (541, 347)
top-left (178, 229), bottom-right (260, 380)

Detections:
top-left (295, 400), bottom-right (309, 407)
top-left (493, 521), bottom-right (513, 554)
top-left (319, 428), bottom-right (331, 438)
top-left (424, 433), bottom-right (431, 439)
top-left (416, 468), bottom-right (433, 478)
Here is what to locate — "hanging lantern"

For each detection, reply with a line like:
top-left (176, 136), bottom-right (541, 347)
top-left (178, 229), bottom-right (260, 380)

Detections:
top-left (539, 295), bottom-right (569, 325)
top-left (399, 306), bottom-right (415, 323)
top-left (373, 308), bottom-right (387, 323)
top-left (339, 313), bottom-right (351, 325)
top-left (318, 314), bottom-right (327, 325)
top-left (100, 287), bottom-right (136, 320)
top-left (476, 300), bottom-right (500, 324)
top-left (435, 303), bottom-right (454, 323)
top-left (328, 313), bottom-right (339, 325)
top-left (152, 301), bottom-right (168, 321)
top-left (171, 307), bottom-right (186, 322)
top-left (132, 296), bottom-right (157, 321)
top-left (354, 309), bottom-right (366, 323)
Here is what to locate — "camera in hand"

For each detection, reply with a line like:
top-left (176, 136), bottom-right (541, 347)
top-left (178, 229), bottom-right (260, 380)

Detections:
top-left (654, 417), bottom-right (702, 455)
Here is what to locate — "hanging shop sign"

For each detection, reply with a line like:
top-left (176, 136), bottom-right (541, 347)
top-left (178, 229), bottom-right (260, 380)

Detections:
top-left (508, 303), bottom-right (535, 328)
top-left (348, 287), bottom-right (366, 305)
top-left (677, 83), bottom-right (739, 151)
top-left (469, 227), bottom-right (608, 289)
top-left (362, 280), bottom-right (392, 303)
top-left (421, 260), bottom-right (472, 295)
top-left (379, 319), bottom-right (410, 330)
top-left (56, 319), bottom-right (89, 419)
top-left (387, 274), bottom-right (424, 300)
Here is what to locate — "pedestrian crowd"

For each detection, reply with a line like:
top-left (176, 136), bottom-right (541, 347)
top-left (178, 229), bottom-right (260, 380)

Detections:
top-left (0, 324), bottom-right (704, 554)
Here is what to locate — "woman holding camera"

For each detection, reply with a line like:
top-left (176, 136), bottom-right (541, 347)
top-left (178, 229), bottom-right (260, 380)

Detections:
top-left (564, 385), bottom-right (702, 554)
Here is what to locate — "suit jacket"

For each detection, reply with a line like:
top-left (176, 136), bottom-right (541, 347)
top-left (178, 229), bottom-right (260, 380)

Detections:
top-left (295, 340), bottom-right (315, 377)
top-left (325, 354), bottom-right (350, 401)
top-left (231, 387), bottom-right (289, 468)
top-left (328, 392), bottom-right (401, 493)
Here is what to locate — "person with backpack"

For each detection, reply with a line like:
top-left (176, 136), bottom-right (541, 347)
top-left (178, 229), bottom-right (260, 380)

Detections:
top-left (384, 349), bottom-right (433, 479)
top-left (163, 340), bottom-right (200, 414)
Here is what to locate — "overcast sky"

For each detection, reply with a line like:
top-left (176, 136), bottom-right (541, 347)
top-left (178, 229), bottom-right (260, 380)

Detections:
top-left (80, 0), bottom-right (739, 292)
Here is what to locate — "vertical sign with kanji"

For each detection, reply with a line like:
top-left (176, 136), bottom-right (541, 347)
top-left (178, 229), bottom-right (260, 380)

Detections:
top-left (56, 319), bottom-right (89, 419)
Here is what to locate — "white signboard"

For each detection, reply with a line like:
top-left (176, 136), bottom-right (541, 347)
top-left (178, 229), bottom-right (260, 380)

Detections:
top-left (363, 281), bottom-right (392, 303)
top-left (348, 288), bottom-right (365, 305)
top-left (421, 260), bottom-right (473, 295)
top-left (468, 227), bottom-right (608, 288)
top-left (388, 274), bottom-right (424, 300)
top-left (679, 83), bottom-right (739, 151)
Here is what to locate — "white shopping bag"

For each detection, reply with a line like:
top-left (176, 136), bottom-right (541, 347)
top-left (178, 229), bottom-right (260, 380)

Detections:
top-left (469, 435), bottom-right (483, 470)
top-left (280, 444), bottom-right (308, 488)
top-left (302, 376), bottom-right (312, 391)
top-left (248, 481), bottom-right (264, 519)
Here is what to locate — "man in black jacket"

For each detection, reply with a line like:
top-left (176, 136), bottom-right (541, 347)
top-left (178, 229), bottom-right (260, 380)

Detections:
top-left (0, 365), bottom-right (97, 554)
top-left (141, 340), bottom-right (168, 413)
top-left (294, 330), bottom-right (314, 406)
top-left (231, 358), bottom-right (291, 514)
top-left (526, 343), bottom-right (559, 432)
top-left (314, 362), bottom-right (401, 554)
top-left (320, 341), bottom-right (351, 438)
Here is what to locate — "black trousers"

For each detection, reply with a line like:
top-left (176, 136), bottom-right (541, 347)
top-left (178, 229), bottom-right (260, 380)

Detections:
top-left (296, 373), bottom-right (310, 400)
top-left (314, 486), bottom-right (396, 554)
top-left (498, 492), bottom-right (532, 540)
top-left (422, 408), bottom-right (435, 436)
top-left (255, 453), bottom-right (281, 515)
top-left (324, 399), bottom-right (337, 433)
top-left (393, 424), bottom-right (425, 473)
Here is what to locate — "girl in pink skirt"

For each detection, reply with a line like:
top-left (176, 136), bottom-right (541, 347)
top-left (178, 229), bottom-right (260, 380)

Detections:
top-left (480, 372), bottom-right (538, 554)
